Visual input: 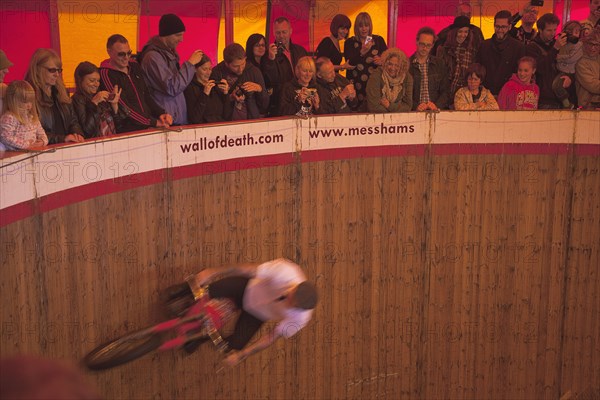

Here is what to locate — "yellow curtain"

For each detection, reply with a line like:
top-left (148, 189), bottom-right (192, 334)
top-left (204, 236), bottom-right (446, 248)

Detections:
top-left (58, 0), bottom-right (139, 87)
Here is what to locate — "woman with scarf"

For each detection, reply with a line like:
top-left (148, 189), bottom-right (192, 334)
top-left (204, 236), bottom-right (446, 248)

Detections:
top-left (366, 48), bottom-right (412, 113)
top-left (437, 16), bottom-right (482, 106)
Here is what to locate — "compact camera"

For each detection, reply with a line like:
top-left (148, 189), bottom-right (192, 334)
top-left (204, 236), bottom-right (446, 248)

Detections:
top-left (566, 32), bottom-right (579, 44)
top-left (531, 0), bottom-right (544, 6)
top-left (276, 41), bottom-right (285, 54)
top-left (107, 93), bottom-right (116, 101)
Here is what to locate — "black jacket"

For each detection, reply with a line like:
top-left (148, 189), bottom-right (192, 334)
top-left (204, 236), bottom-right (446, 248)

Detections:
top-left (278, 80), bottom-right (319, 116)
top-left (526, 36), bottom-right (561, 108)
top-left (316, 74), bottom-right (358, 114)
top-left (409, 54), bottom-right (451, 110)
top-left (477, 35), bottom-right (526, 95)
top-left (71, 92), bottom-right (123, 137)
top-left (99, 59), bottom-right (165, 133)
top-left (35, 86), bottom-right (83, 144)
top-left (261, 40), bottom-right (308, 116)
top-left (210, 61), bottom-right (270, 119)
top-left (184, 79), bottom-right (228, 124)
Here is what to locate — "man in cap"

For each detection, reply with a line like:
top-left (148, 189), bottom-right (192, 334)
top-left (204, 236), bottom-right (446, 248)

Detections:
top-left (140, 13), bottom-right (204, 125)
top-left (0, 49), bottom-right (14, 113)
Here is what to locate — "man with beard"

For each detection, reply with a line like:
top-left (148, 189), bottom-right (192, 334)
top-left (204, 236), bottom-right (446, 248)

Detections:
top-left (476, 10), bottom-right (526, 96)
top-left (139, 14), bottom-right (203, 125)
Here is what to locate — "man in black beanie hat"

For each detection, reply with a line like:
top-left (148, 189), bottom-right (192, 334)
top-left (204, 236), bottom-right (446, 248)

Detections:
top-left (139, 13), bottom-right (204, 125)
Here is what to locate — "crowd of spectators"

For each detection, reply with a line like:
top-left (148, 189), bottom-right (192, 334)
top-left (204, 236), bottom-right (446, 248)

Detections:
top-left (1, 1), bottom-right (599, 151)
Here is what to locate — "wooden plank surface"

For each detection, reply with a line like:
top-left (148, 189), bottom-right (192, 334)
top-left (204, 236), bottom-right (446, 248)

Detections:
top-left (1, 151), bottom-right (598, 399)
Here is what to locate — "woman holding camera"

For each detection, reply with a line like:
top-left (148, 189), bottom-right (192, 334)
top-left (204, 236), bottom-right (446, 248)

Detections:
top-left (184, 54), bottom-right (229, 124)
top-left (278, 56), bottom-right (320, 116)
top-left (72, 61), bottom-right (122, 137)
top-left (344, 12), bottom-right (388, 109)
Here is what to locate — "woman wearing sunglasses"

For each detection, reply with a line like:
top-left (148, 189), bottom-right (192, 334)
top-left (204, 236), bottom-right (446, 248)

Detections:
top-left (25, 48), bottom-right (84, 144)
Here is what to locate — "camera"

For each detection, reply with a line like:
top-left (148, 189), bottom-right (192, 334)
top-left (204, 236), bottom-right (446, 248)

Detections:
top-left (566, 32), bottom-right (579, 44)
top-left (107, 93), bottom-right (116, 101)
top-left (234, 87), bottom-right (245, 97)
top-left (306, 88), bottom-right (317, 98)
top-left (531, 0), bottom-right (544, 6)
top-left (276, 41), bottom-right (285, 55)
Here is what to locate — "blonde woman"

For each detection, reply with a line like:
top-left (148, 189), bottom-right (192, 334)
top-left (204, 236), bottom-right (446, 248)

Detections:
top-left (25, 48), bottom-right (84, 143)
top-left (344, 12), bottom-right (388, 108)
top-left (278, 56), bottom-right (320, 116)
top-left (366, 48), bottom-right (413, 113)
top-left (0, 80), bottom-right (48, 150)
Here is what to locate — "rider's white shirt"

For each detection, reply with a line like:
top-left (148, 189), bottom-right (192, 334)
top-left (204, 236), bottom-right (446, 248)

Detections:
top-left (243, 258), bottom-right (313, 338)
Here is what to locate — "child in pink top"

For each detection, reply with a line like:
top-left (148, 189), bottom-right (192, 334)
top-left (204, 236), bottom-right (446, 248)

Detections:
top-left (0, 80), bottom-right (48, 150)
top-left (498, 56), bottom-right (540, 110)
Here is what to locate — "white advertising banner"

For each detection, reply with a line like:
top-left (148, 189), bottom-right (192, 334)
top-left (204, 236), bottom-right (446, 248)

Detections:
top-left (1, 111), bottom-right (598, 221)
top-left (299, 112), bottom-right (430, 151)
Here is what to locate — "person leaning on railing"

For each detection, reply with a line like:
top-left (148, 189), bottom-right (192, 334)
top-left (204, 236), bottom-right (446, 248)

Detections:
top-left (72, 61), bottom-right (123, 137)
top-left (366, 48), bottom-right (413, 113)
top-left (25, 48), bottom-right (84, 144)
top-left (453, 63), bottom-right (499, 110)
top-left (184, 54), bottom-right (229, 124)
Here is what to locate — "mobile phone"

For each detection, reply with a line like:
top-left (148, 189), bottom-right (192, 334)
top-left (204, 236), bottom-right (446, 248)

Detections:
top-left (107, 93), bottom-right (116, 101)
top-left (364, 36), bottom-right (373, 45)
top-left (531, 0), bottom-right (544, 6)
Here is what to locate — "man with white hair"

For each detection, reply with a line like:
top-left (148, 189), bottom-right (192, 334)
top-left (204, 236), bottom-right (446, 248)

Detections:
top-left (315, 57), bottom-right (358, 113)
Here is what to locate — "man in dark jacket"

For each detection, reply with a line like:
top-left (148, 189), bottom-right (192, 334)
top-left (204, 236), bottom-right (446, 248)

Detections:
top-left (99, 34), bottom-right (173, 133)
top-left (409, 27), bottom-right (451, 111)
top-left (210, 43), bottom-right (269, 120)
top-left (139, 14), bottom-right (204, 125)
top-left (526, 13), bottom-right (565, 109)
top-left (315, 57), bottom-right (358, 114)
top-left (262, 17), bottom-right (308, 116)
top-left (477, 10), bottom-right (526, 95)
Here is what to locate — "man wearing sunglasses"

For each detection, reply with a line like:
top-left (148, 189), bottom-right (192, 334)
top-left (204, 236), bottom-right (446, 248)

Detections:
top-left (139, 13), bottom-right (204, 125)
top-left (100, 34), bottom-right (173, 133)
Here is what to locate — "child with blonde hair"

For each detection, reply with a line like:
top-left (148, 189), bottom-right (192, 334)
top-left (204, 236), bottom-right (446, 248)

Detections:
top-left (0, 80), bottom-right (48, 150)
top-left (498, 56), bottom-right (540, 110)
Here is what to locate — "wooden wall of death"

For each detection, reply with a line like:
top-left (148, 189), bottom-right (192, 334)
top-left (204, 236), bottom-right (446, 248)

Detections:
top-left (0, 149), bottom-right (598, 400)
